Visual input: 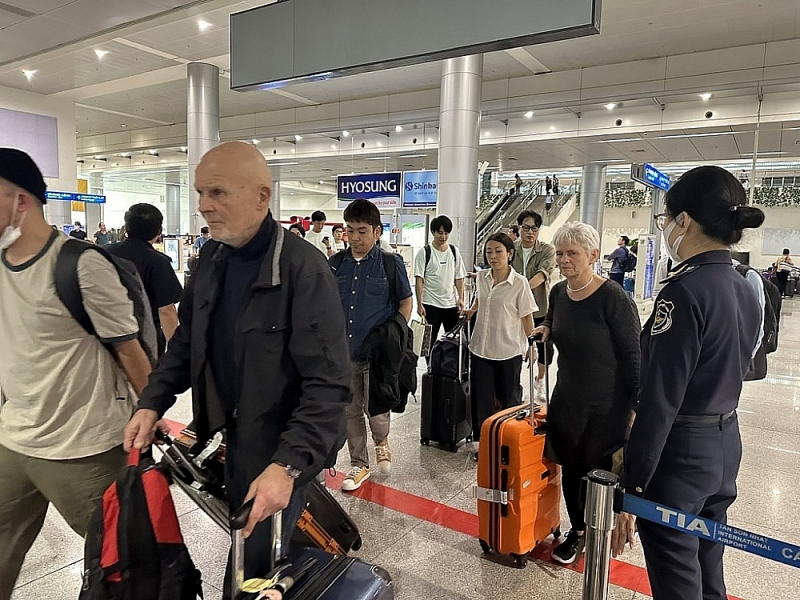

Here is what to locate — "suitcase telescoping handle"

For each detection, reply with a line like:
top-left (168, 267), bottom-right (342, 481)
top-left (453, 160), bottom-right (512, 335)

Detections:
top-left (528, 332), bottom-right (550, 422)
top-left (230, 499), bottom-right (283, 599)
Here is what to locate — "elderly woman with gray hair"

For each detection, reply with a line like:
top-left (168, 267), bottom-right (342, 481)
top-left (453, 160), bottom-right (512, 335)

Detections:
top-left (533, 221), bottom-right (641, 565)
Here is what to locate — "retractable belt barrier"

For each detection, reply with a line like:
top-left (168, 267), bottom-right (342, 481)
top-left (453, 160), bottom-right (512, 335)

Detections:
top-left (581, 470), bottom-right (800, 600)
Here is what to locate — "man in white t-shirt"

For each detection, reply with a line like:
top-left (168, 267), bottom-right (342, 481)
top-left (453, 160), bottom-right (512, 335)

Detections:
top-left (0, 149), bottom-right (154, 599)
top-left (305, 210), bottom-right (335, 257)
top-left (414, 215), bottom-right (467, 347)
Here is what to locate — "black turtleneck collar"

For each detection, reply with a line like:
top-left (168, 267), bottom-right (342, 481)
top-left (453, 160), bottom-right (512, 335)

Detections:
top-left (228, 214), bottom-right (273, 261)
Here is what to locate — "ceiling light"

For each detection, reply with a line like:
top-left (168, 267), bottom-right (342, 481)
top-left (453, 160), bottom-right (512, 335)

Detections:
top-left (549, 125), bottom-right (557, 131)
top-left (252, 139), bottom-right (260, 145)
top-left (342, 130), bottom-right (350, 137)
top-left (399, 154), bottom-right (428, 158)
top-left (94, 49), bottom-right (108, 59)
top-left (22, 69), bottom-right (37, 79)
top-left (198, 20), bottom-right (212, 32)
top-left (395, 125), bottom-right (403, 132)
top-left (120, 123), bottom-right (127, 128)
top-left (180, 146), bottom-right (187, 152)
top-left (699, 93), bottom-right (712, 101)
top-left (294, 135), bottom-right (303, 141)
top-left (605, 103), bottom-right (617, 110)
top-left (331, 144), bottom-right (337, 149)
top-left (524, 111), bottom-right (534, 119)
top-left (148, 149), bottom-right (158, 155)
top-left (267, 161), bottom-right (298, 166)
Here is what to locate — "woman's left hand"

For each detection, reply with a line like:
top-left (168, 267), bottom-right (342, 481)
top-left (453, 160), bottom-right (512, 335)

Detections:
top-left (611, 512), bottom-right (636, 557)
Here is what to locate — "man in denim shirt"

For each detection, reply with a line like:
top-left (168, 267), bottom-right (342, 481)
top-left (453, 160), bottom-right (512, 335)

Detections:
top-left (331, 200), bottom-right (412, 491)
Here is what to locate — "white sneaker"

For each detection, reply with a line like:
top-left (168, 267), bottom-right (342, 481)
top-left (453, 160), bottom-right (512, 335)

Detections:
top-left (375, 444), bottom-right (392, 475)
top-left (341, 466), bottom-right (370, 491)
top-left (534, 377), bottom-right (547, 402)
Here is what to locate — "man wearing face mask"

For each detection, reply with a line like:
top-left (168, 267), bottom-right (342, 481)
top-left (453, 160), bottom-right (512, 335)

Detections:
top-left (0, 149), bottom-right (154, 599)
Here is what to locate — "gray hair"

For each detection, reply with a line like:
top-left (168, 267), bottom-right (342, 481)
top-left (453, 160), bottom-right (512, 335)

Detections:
top-left (552, 221), bottom-right (601, 255)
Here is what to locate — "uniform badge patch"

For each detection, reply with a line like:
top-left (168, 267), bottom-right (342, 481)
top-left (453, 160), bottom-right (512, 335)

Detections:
top-left (651, 299), bottom-right (675, 336)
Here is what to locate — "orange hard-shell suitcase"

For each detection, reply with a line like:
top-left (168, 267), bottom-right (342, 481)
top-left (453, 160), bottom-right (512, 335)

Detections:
top-left (473, 338), bottom-right (561, 568)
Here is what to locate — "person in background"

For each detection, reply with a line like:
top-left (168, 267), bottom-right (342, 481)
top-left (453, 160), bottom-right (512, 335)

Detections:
top-left (545, 175), bottom-right (553, 197)
top-left (774, 248), bottom-right (793, 297)
top-left (106, 204), bottom-right (182, 357)
top-left (305, 210), bottom-right (335, 257)
top-left (117, 225), bottom-right (128, 243)
top-left (331, 224), bottom-right (348, 252)
top-left (288, 223), bottom-right (306, 238)
top-left (612, 166), bottom-right (764, 600)
top-left (0, 149), bottom-right (154, 599)
top-left (605, 235), bottom-right (631, 286)
top-left (125, 142), bottom-right (351, 589)
top-left (331, 199), bottom-right (413, 492)
top-left (93, 222), bottom-right (112, 246)
top-left (507, 224), bottom-right (519, 242)
top-left (69, 221), bottom-right (87, 240)
top-left (192, 226), bottom-right (211, 257)
top-left (514, 173), bottom-right (523, 196)
top-left (553, 175), bottom-right (560, 196)
top-left (376, 226), bottom-right (393, 252)
top-left (108, 227), bottom-right (118, 244)
top-left (414, 215), bottom-right (466, 345)
top-left (462, 232), bottom-right (537, 461)
top-left (511, 210), bottom-right (556, 402)
top-left (534, 221), bottom-right (641, 565)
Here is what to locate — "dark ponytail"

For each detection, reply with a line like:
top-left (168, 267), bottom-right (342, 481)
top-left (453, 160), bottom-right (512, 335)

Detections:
top-left (665, 166), bottom-right (764, 245)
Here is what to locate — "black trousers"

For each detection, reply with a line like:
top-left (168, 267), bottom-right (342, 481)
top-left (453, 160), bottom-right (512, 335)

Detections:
top-left (609, 272), bottom-right (625, 286)
top-left (222, 429), bottom-right (308, 598)
top-left (423, 304), bottom-right (461, 343)
top-left (638, 415), bottom-right (741, 600)
top-left (533, 316), bottom-right (554, 366)
top-left (560, 454), bottom-right (613, 533)
top-left (776, 270), bottom-right (789, 295)
top-left (470, 354), bottom-right (522, 441)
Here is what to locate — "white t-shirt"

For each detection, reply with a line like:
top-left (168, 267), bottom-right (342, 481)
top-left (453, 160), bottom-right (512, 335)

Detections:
top-left (305, 229), bottom-right (330, 256)
top-left (0, 232), bottom-right (139, 459)
top-left (470, 268), bottom-right (538, 361)
top-left (413, 244), bottom-right (466, 309)
top-left (377, 237), bottom-right (393, 252)
top-left (522, 246), bottom-right (534, 273)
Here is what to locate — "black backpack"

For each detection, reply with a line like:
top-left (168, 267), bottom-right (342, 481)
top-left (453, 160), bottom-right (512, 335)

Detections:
top-left (55, 239), bottom-right (159, 367)
top-left (79, 449), bottom-right (203, 600)
top-left (735, 264), bottom-right (780, 354)
top-left (619, 248), bottom-right (637, 273)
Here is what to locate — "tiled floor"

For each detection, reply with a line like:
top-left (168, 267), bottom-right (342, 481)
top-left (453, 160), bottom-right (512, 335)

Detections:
top-left (10, 300), bottom-right (800, 600)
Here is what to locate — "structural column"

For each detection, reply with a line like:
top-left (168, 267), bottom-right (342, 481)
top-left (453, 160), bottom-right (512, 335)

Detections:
top-left (580, 163), bottom-right (607, 235)
top-left (45, 201), bottom-right (71, 226)
top-left (187, 62), bottom-right (220, 234)
top-left (165, 170), bottom-right (182, 236)
top-left (270, 165), bottom-right (281, 222)
top-left (437, 54), bottom-right (483, 265)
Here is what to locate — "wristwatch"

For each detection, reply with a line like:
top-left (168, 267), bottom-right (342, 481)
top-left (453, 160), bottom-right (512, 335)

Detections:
top-left (273, 461), bottom-right (302, 479)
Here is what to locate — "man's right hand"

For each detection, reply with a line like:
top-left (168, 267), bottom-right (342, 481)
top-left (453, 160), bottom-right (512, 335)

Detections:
top-left (124, 409), bottom-right (160, 451)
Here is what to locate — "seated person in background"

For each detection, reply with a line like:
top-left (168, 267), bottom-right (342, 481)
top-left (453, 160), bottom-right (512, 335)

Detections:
top-left (192, 226), bottom-right (211, 257)
top-left (534, 221), bottom-right (640, 565)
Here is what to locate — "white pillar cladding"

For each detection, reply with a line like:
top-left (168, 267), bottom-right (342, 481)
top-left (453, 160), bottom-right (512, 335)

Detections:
top-left (580, 163), bottom-right (607, 236)
top-left (165, 170), bottom-right (182, 236)
top-left (270, 165), bottom-right (281, 222)
top-left (437, 54), bottom-right (483, 266)
top-left (187, 62), bottom-right (220, 234)
top-left (45, 201), bottom-right (71, 226)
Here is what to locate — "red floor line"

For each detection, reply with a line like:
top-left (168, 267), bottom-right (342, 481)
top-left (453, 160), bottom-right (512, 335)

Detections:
top-left (162, 420), bottom-right (741, 599)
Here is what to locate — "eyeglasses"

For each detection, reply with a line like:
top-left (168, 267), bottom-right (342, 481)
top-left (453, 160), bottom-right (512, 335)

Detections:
top-left (520, 225), bottom-right (540, 233)
top-left (654, 213), bottom-right (669, 231)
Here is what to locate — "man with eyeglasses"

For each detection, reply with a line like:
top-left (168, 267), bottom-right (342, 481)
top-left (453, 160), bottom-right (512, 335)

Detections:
top-left (511, 210), bottom-right (556, 401)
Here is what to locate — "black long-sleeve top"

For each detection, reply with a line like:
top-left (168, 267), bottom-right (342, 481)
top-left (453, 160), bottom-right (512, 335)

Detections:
top-left (542, 280), bottom-right (641, 466)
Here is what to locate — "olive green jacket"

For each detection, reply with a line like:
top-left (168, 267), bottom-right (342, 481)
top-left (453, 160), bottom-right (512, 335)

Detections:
top-left (511, 239), bottom-right (556, 319)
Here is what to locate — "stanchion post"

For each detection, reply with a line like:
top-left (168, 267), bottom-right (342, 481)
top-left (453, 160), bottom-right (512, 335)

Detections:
top-left (582, 469), bottom-right (619, 600)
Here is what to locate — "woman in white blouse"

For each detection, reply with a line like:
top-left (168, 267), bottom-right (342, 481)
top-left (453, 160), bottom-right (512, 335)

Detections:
top-left (462, 232), bottom-right (537, 457)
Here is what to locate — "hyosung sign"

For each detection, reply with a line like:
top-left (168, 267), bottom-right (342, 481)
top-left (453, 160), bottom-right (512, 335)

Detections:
top-left (337, 172), bottom-right (402, 208)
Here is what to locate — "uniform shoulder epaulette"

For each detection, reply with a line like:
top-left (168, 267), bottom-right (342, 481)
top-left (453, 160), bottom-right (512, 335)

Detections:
top-left (660, 263), bottom-right (699, 285)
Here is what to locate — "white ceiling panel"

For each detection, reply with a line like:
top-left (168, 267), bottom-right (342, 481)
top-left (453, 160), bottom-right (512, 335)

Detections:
top-left (3, 1), bottom-right (73, 12)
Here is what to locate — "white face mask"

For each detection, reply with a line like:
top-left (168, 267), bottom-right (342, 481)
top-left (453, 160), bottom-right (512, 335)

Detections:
top-left (662, 213), bottom-right (685, 266)
top-left (0, 196), bottom-right (25, 251)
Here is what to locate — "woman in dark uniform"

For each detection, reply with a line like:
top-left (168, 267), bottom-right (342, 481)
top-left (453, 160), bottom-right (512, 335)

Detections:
top-left (612, 166), bottom-right (764, 600)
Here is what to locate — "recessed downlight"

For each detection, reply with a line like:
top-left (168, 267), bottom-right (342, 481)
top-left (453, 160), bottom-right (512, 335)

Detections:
top-left (95, 49), bottom-right (109, 59)
top-left (198, 20), bottom-right (212, 32)
top-left (524, 111), bottom-right (534, 119)
top-left (699, 92), bottom-right (713, 101)
top-left (22, 69), bottom-right (37, 79)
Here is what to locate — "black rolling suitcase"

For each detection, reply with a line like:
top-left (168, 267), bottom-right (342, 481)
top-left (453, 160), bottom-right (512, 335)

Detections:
top-left (158, 431), bottom-right (362, 555)
top-left (230, 501), bottom-right (393, 600)
top-left (420, 319), bottom-right (472, 452)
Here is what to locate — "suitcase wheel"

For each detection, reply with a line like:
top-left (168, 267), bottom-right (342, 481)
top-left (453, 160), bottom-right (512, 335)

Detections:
top-left (420, 438), bottom-right (430, 446)
top-left (553, 527), bottom-right (561, 539)
top-left (479, 539), bottom-right (490, 554)
top-left (352, 535), bottom-right (363, 551)
top-left (512, 553), bottom-right (528, 569)
top-left (447, 443), bottom-right (457, 453)
top-left (465, 435), bottom-right (473, 443)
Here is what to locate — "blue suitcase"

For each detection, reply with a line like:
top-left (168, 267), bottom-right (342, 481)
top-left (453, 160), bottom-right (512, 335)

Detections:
top-left (231, 501), bottom-right (393, 600)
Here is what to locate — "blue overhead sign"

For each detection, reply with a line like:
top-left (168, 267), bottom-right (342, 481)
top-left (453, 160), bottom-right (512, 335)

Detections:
top-left (402, 170), bottom-right (438, 208)
top-left (644, 164), bottom-right (670, 191)
top-left (337, 172), bottom-right (401, 209)
top-left (46, 191), bottom-right (106, 204)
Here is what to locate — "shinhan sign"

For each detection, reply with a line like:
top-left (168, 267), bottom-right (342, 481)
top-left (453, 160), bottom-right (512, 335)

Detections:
top-left (631, 163), bottom-right (670, 192)
top-left (402, 170), bottom-right (437, 208)
top-left (46, 191), bottom-right (106, 204)
top-left (337, 172), bottom-right (401, 208)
